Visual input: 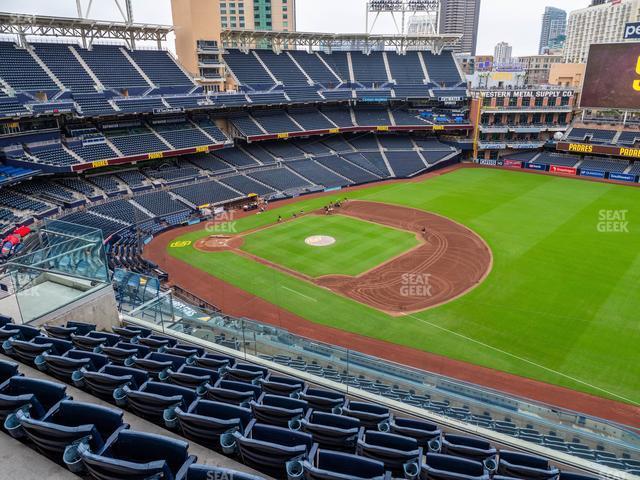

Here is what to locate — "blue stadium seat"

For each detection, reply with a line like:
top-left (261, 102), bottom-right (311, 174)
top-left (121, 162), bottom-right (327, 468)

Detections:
top-left (166, 364), bottom-right (220, 391)
top-left (131, 351), bottom-right (186, 380)
top-left (16, 400), bottom-right (127, 460)
top-left (102, 341), bottom-right (151, 365)
top-left (176, 398), bottom-right (253, 449)
top-left (7, 336), bottom-right (73, 366)
top-left (0, 376), bottom-right (69, 427)
top-left (118, 380), bottom-right (197, 426)
top-left (497, 451), bottom-right (560, 480)
top-left (228, 420), bottom-right (315, 477)
top-left (83, 364), bottom-right (149, 405)
top-left (186, 464), bottom-right (265, 480)
top-left (225, 363), bottom-right (269, 383)
top-left (259, 374), bottom-right (305, 397)
top-left (301, 410), bottom-right (363, 452)
top-left (340, 401), bottom-right (390, 430)
top-left (0, 323), bottom-right (41, 343)
top-left (71, 330), bottom-right (120, 352)
top-left (437, 434), bottom-right (497, 462)
top-left (191, 352), bottom-right (236, 370)
top-left (203, 379), bottom-right (262, 406)
top-left (300, 387), bottom-right (345, 412)
top-left (43, 321), bottom-right (96, 340)
top-left (250, 393), bottom-right (309, 428)
top-left (0, 359), bottom-right (19, 385)
top-left (419, 453), bottom-right (490, 480)
top-left (387, 417), bottom-right (441, 447)
top-left (74, 430), bottom-right (195, 480)
top-left (302, 448), bottom-right (392, 480)
top-left (41, 349), bottom-right (109, 382)
top-left (356, 430), bottom-right (422, 476)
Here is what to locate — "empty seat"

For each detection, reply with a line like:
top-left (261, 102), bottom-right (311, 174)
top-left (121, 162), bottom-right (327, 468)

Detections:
top-left (301, 410), bottom-right (362, 452)
top-left (300, 387), bottom-right (345, 412)
top-left (0, 359), bottom-right (19, 385)
top-left (136, 333), bottom-right (178, 350)
top-left (0, 323), bottom-right (40, 343)
top-left (7, 336), bottom-right (72, 365)
top-left (192, 352), bottom-right (236, 370)
top-left (186, 464), bottom-right (265, 480)
top-left (437, 434), bottom-right (497, 461)
top-left (164, 343), bottom-right (206, 359)
top-left (340, 400), bottom-right (390, 429)
top-left (203, 379), bottom-right (262, 406)
top-left (387, 417), bottom-right (441, 447)
top-left (71, 330), bottom-right (121, 352)
top-left (420, 453), bottom-right (490, 480)
top-left (225, 363), bottom-right (269, 382)
top-left (302, 448), bottom-right (391, 479)
top-left (260, 374), bottom-right (305, 397)
top-left (41, 349), bottom-right (109, 382)
top-left (166, 364), bottom-right (220, 392)
top-left (82, 364), bottom-right (149, 401)
top-left (0, 376), bottom-right (69, 431)
top-left (118, 380), bottom-right (197, 427)
top-left (228, 420), bottom-right (315, 477)
top-left (74, 430), bottom-right (195, 480)
top-left (15, 400), bottom-right (127, 460)
top-left (357, 430), bottom-right (422, 476)
top-left (250, 393), bottom-right (308, 428)
top-left (44, 321), bottom-right (96, 340)
top-left (111, 325), bottom-right (152, 340)
top-left (102, 341), bottom-right (151, 365)
top-left (131, 352), bottom-right (186, 380)
top-left (497, 451), bottom-right (559, 480)
top-left (176, 398), bottom-right (252, 450)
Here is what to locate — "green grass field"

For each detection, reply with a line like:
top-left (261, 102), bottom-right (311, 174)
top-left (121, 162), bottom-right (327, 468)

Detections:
top-left (169, 168), bottom-right (640, 405)
top-left (240, 214), bottom-right (419, 277)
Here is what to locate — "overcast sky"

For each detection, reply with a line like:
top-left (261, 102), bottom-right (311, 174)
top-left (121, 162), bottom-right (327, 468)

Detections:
top-left (2, 0), bottom-right (590, 56)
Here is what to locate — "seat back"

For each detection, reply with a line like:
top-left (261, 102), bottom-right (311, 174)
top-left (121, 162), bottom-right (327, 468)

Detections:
top-left (304, 449), bottom-right (389, 480)
top-left (300, 388), bottom-right (345, 412)
top-left (357, 431), bottom-right (420, 475)
top-left (176, 399), bottom-right (252, 448)
top-left (251, 394), bottom-right (308, 427)
top-left (0, 376), bottom-right (68, 420)
top-left (301, 411), bottom-right (361, 451)
top-left (390, 417), bottom-right (440, 447)
top-left (205, 379), bottom-right (262, 405)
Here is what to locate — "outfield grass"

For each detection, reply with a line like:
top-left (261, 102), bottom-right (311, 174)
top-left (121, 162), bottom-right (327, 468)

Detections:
top-left (240, 214), bottom-right (419, 277)
top-left (169, 168), bottom-right (640, 404)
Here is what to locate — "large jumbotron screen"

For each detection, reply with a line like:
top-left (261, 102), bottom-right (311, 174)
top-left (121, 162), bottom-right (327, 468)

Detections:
top-left (580, 42), bottom-right (640, 109)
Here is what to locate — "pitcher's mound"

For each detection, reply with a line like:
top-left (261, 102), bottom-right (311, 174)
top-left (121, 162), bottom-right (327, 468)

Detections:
top-left (305, 235), bottom-right (336, 247)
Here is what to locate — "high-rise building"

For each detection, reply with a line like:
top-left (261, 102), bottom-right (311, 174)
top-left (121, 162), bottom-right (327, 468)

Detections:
top-left (517, 54), bottom-right (563, 85)
top-left (171, 0), bottom-right (296, 90)
top-left (564, 0), bottom-right (640, 63)
top-left (438, 0), bottom-right (481, 55)
top-left (538, 7), bottom-right (566, 54)
top-left (494, 42), bottom-right (512, 64)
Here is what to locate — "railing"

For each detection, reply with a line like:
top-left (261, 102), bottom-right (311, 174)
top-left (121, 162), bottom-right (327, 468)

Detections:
top-left (114, 269), bottom-right (640, 474)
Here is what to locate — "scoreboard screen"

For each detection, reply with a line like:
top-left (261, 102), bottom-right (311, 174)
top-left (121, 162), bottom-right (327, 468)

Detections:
top-left (581, 43), bottom-right (640, 109)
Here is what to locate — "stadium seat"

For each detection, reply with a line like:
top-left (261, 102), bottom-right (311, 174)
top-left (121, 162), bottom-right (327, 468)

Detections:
top-left (301, 410), bottom-right (363, 452)
top-left (117, 380), bottom-right (197, 426)
top-left (136, 333), bottom-right (179, 350)
top-left (419, 453), bottom-right (490, 480)
top-left (0, 359), bottom-right (19, 385)
top-left (0, 323), bottom-right (41, 343)
top-left (43, 321), bottom-right (96, 340)
top-left (203, 379), bottom-right (262, 406)
top-left (166, 364), bottom-right (220, 392)
top-left (436, 434), bottom-right (498, 462)
top-left (175, 398), bottom-right (253, 449)
top-left (191, 352), bottom-right (236, 370)
top-left (6, 336), bottom-right (73, 365)
top-left (82, 364), bottom-right (149, 401)
top-left (130, 351), bottom-right (186, 380)
top-left (497, 451), bottom-right (560, 479)
top-left (40, 349), bottom-right (109, 382)
top-left (300, 387), bottom-right (346, 412)
top-left (387, 417), bottom-right (442, 447)
top-left (250, 393), bottom-right (309, 428)
top-left (356, 430), bottom-right (422, 476)
top-left (102, 341), bottom-right (151, 365)
top-left (228, 420), bottom-right (315, 477)
top-left (73, 429), bottom-right (196, 479)
top-left (260, 374), bottom-right (305, 397)
top-left (111, 325), bottom-right (152, 340)
top-left (0, 376), bottom-right (69, 434)
top-left (15, 400), bottom-right (127, 460)
top-left (302, 448), bottom-right (392, 479)
top-left (225, 363), bottom-right (269, 383)
top-left (71, 330), bottom-right (121, 352)
top-left (340, 400), bottom-right (390, 430)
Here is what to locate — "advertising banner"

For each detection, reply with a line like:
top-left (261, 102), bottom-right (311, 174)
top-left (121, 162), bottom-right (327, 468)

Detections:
top-left (525, 162), bottom-right (547, 171)
top-left (580, 169), bottom-right (606, 179)
top-left (503, 159), bottom-right (523, 168)
top-left (550, 165), bottom-right (577, 175)
top-left (609, 172), bottom-right (637, 183)
top-left (479, 159), bottom-right (498, 166)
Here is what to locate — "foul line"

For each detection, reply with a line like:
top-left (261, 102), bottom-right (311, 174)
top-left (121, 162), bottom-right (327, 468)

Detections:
top-left (282, 286), bottom-right (318, 302)
top-left (406, 313), bottom-right (639, 406)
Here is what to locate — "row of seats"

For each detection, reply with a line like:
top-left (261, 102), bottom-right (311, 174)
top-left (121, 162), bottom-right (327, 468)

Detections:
top-left (223, 49), bottom-right (463, 88)
top-left (0, 319), bottom-right (605, 480)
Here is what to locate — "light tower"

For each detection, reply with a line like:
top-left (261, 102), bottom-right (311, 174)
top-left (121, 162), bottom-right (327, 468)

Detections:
top-left (365, 0), bottom-right (440, 36)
